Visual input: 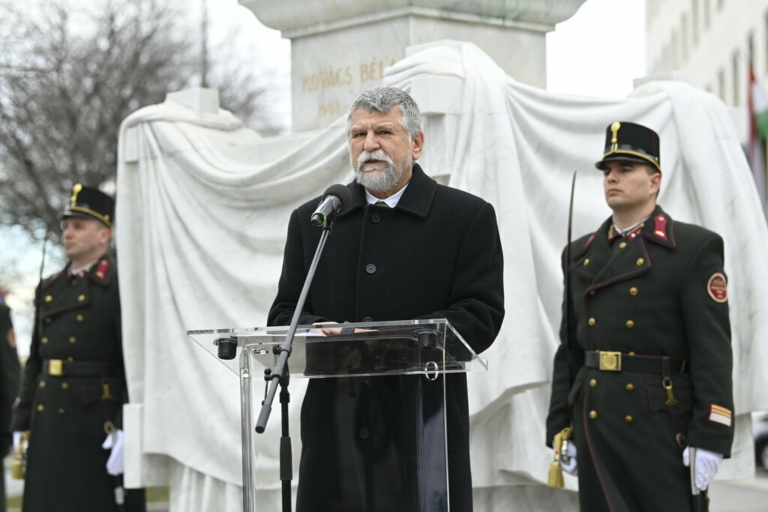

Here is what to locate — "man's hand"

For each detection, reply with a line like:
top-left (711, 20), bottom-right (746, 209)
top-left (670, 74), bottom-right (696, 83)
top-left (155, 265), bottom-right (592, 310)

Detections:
top-left (683, 446), bottom-right (723, 491)
top-left (560, 440), bottom-right (578, 476)
top-left (13, 431), bottom-right (22, 450)
top-left (102, 429), bottom-right (125, 476)
top-left (311, 321), bottom-right (342, 336)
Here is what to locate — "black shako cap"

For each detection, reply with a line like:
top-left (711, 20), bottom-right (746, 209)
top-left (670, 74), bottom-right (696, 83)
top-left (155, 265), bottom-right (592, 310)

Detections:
top-left (594, 121), bottom-right (661, 173)
top-left (61, 183), bottom-right (115, 228)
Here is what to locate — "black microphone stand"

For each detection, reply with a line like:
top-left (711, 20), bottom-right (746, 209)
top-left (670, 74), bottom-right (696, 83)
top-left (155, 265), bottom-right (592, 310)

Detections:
top-left (255, 221), bottom-right (334, 512)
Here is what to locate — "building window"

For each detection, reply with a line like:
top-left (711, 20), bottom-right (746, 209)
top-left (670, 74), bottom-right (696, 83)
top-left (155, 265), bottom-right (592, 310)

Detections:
top-left (705, 0), bottom-right (711, 28)
top-left (682, 14), bottom-right (689, 61)
top-left (692, 0), bottom-right (700, 45)
top-left (718, 0), bottom-right (724, 10)
top-left (718, 68), bottom-right (726, 101)
top-left (733, 50), bottom-right (740, 106)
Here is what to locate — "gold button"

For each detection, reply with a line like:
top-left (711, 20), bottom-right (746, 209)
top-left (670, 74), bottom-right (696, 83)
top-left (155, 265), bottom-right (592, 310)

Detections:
top-left (636, 258), bottom-right (645, 266)
top-left (69, 336), bottom-right (77, 344)
top-left (619, 241), bottom-right (627, 249)
top-left (628, 351), bottom-right (635, 355)
top-left (629, 287), bottom-right (638, 296)
top-left (588, 318), bottom-right (596, 326)
top-left (625, 415), bottom-right (634, 423)
top-left (76, 315), bottom-right (84, 322)
top-left (38, 381), bottom-right (46, 388)
top-left (67, 357), bottom-right (74, 362)
top-left (44, 295), bottom-right (53, 303)
top-left (37, 405), bottom-right (44, 412)
top-left (626, 383), bottom-right (635, 391)
top-left (45, 317), bottom-right (52, 324)
top-left (589, 379), bottom-right (597, 387)
top-left (589, 290), bottom-right (596, 296)
top-left (589, 410), bottom-right (598, 419)
top-left (626, 320), bottom-right (635, 328)
top-left (583, 258), bottom-right (590, 266)
top-left (62, 382), bottom-right (69, 390)
top-left (58, 408), bottom-right (65, 414)
top-left (41, 337), bottom-right (49, 344)
top-left (657, 216), bottom-right (665, 221)
top-left (78, 294), bottom-right (86, 302)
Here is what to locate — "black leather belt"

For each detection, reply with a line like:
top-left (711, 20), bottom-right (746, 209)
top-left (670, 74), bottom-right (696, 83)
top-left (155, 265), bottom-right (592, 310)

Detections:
top-left (42, 359), bottom-right (120, 377)
top-left (584, 351), bottom-right (687, 374)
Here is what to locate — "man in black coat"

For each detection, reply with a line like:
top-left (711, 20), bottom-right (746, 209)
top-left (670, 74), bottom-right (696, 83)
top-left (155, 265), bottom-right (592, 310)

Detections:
top-left (268, 86), bottom-right (504, 511)
top-left (12, 185), bottom-right (145, 512)
top-left (0, 292), bottom-right (20, 512)
top-left (546, 122), bottom-right (734, 512)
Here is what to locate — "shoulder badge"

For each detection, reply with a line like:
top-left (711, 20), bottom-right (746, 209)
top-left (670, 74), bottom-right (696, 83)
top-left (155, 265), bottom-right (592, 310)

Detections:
top-left (707, 273), bottom-right (727, 303)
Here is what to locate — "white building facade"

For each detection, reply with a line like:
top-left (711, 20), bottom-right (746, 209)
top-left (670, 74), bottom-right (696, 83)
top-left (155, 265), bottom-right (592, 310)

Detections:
top-left (647, 0), bottom-right (768, 205)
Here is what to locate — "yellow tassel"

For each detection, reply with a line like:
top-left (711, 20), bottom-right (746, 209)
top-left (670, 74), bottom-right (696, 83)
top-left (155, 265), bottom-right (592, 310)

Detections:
top-left (546, 427), bottom-right (573, 488)
top-left (11, 431), bottom-right (30, 480)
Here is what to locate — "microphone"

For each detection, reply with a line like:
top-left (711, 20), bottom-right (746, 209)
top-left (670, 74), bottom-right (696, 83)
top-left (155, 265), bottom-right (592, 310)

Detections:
top-left (311, 184), bottom-right (352, 227)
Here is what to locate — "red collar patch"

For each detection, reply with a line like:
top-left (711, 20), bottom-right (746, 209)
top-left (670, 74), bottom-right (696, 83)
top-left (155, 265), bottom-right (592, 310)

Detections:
top-left (653, 214), bottom-right (669, 240)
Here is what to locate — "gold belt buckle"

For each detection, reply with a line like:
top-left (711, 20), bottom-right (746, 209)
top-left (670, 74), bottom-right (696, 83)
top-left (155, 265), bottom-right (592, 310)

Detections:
top-left (598, 351), bottom-right (622, 371)
top-left (48, 359), bottom-right (64, 376)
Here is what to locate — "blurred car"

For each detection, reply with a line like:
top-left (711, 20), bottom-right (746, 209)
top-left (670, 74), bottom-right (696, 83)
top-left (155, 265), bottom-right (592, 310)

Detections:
top-left (754, 411), bottom-right (768, 470)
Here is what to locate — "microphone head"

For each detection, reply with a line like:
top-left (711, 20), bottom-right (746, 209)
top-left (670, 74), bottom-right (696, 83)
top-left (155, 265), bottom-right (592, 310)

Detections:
top-left (323, 184), bottom-right (353, 213)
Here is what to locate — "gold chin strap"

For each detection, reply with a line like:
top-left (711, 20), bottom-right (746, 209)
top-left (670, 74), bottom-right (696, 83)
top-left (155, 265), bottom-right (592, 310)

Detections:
top-left (610, 122), bottom-right (621, 152)
top-left (70, 183), bottom-right (83, 208)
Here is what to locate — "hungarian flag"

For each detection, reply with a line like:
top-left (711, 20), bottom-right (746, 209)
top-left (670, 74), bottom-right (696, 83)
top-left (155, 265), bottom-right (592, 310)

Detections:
top-left (748, 65), bottom-right (768, 202)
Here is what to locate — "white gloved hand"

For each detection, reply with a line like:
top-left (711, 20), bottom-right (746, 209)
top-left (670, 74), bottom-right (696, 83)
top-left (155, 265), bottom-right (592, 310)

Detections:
top-left (560, 440), bottom-right (578, 476)
top-left (13, 431), bottom-right (22, 450)
top-left (683, 446), bottom-right (723, 491)
top-left (101, 429), bottom-right (125, 476)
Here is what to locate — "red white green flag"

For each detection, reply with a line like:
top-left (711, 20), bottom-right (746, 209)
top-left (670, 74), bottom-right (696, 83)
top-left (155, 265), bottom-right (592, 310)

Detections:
top-left (748, 65), bottom-right (768, 202)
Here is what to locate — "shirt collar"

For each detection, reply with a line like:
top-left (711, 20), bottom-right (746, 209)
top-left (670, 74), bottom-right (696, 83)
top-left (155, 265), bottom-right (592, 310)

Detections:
top-left (365, 184), bottom-right (409, 208)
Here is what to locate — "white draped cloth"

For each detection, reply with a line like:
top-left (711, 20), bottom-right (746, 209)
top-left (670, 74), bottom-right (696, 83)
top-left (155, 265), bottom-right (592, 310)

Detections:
top-left (116, 41), bottom-right (768, 511)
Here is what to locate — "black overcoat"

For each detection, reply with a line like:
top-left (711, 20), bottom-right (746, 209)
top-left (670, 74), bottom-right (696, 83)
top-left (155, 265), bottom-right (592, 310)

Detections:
top-left (269, 164), bottom-right (505, 511)
top-left (12, 255), bottom-right (145, 512)
top-left (546, 206), bottom-right (733, 512)
top-left (0, 303), bottom-right (19, 512)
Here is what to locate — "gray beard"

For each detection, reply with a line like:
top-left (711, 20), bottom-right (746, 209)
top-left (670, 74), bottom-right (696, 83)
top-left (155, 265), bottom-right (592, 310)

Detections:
top-left (353, 149), bottom-right (408, 194)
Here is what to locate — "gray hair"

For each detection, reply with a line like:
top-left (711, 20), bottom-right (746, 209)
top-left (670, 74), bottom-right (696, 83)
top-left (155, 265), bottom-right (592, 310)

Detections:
top-left (347, 87), bottom-right (423, 139)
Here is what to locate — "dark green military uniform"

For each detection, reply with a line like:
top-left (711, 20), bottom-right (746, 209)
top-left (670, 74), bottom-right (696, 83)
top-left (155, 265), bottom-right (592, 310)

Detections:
top-left (0, 302), bottom-right (20, 512)
top-left (12, 183), bottom-right (145, 512)
top-left (12, 255), bottom-right (145, 512)
top-left (546, 206), bottom-right (734, 512)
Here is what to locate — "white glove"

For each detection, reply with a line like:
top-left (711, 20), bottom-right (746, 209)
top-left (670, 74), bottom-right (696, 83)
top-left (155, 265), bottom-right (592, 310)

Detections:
top-left (13, 431), bottom-right (22, 450)
top-left (101, 429), bottom-right (125, 476)
top-left (560, 440), bottom-right (578, 476)
top-left (683, 446), bottom-right (723, 491)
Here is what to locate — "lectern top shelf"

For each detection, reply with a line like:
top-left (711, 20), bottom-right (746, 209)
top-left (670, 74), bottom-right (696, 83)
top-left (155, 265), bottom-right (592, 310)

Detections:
top-left (187, 318), bottom-right (488, 377)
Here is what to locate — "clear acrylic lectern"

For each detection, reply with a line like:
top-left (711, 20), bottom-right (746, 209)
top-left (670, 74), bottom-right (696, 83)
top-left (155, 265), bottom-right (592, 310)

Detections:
top-left (188, 319), bottom-right (487, 512)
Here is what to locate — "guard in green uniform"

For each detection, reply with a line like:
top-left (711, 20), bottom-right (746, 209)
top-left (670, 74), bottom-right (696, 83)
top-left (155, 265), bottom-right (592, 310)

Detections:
top-left (0, 292), bottom-right (20, 512)
top-left (546, 122), bottom-right (734, 512)
top-left (11, 185), bottom-right (145, 512)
